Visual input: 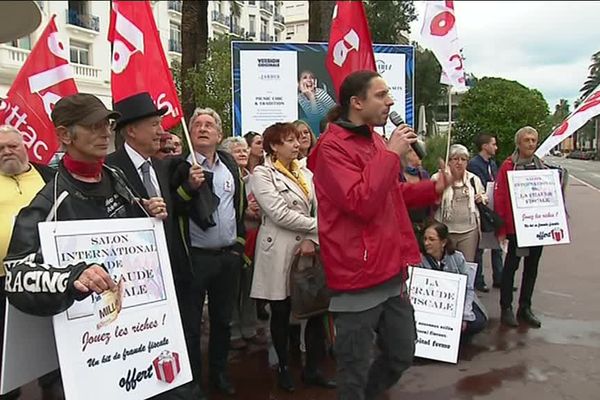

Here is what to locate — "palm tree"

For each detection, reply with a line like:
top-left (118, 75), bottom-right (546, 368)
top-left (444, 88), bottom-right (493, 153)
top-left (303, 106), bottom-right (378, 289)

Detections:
top-left (181, 0), bottom-right (209, 123)
top-left (580, 50), bottom-right (600, 99)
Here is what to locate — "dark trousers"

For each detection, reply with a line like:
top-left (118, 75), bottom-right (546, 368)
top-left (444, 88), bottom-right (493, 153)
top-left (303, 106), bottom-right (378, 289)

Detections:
top-left (475, 247), bottom-right (504, 287)
top-left (500, 235), bottom-right (543, 310)
top-left (269, 298), bottom-right (326, 372)
top-left (463, 303), bottom-right (487, 339)
top-left (334, 295), bottom-right (415, 400)
top-left (184, 248), bottom-right (240, 386)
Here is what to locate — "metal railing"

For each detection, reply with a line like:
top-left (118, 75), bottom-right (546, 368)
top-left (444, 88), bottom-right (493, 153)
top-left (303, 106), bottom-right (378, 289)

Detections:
top-left (168, 1), bottom-right (182, 13)
top-left (66, 9), bottom-right (100, 32)
top-left (211, 10), bottom-right (230, 27)
top-left (260, 32), bottom-right (273, 42)
top-left (230, 25), bottom-right (245, 37)
top-left (259, 1), bottom-right (274, 14)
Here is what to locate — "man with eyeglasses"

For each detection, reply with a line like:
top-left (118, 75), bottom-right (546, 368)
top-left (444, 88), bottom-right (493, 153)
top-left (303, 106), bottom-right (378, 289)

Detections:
top-left (3, 93), bottom-right (200, 399)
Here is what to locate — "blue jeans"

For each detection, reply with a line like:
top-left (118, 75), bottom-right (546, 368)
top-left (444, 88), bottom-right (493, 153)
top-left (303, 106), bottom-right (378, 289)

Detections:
top-left (475, 248), bottom-right (503, 287)
top-left (463, 303), bottom-right (487, 340)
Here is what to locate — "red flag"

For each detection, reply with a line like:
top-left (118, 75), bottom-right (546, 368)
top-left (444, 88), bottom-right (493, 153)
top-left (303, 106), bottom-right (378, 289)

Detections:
top-left (325, 1), bottom-right (376, 96)
top-left (0, 16), bottom-right (78, 165)
top-left (108, 0), bottom-right (182, 130)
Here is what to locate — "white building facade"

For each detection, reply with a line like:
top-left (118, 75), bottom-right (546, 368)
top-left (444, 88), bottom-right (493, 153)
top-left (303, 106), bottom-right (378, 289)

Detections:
top-left (281, 1), bottom-right (308, 42)
top-left (0, 0), bottom-right (286, 107)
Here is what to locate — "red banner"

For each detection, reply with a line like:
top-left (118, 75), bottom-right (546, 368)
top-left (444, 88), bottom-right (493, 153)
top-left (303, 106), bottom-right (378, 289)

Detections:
top-left (108, 0), bottom-right (182, 130)
top-left (0, 15), bottom-right (78, 165)
top-left (325, 1), bottom-right (376, 97)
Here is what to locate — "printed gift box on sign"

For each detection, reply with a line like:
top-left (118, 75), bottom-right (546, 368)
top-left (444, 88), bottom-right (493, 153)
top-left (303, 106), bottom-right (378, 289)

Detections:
top-left (153, 351), bottom-right (181, 384)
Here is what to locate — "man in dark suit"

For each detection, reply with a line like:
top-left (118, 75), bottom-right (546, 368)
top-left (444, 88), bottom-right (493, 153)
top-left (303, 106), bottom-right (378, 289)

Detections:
top-left (106, 92), bottom-right (206, 400)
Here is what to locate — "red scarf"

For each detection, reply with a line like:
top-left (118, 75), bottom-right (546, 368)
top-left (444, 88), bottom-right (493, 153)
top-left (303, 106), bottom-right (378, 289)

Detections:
top-left (62, 153), bottom-right (104, 178)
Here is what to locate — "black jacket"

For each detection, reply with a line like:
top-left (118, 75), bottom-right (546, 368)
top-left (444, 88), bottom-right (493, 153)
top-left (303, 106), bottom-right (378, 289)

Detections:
top-left (3, 162), bottom-right (146, 316)
top-left (105, 148), bottom-right (192, 282)
top-left (172, 150), bottom-right (247, 256)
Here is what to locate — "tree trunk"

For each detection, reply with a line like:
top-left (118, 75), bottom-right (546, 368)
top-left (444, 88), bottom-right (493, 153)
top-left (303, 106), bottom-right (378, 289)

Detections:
top-left (309, 1), bottom-right (335, 42)
top-left (181, 0), bottom-right (209, 124)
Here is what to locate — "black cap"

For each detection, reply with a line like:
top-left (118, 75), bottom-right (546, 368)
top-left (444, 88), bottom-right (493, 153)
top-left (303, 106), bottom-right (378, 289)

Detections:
top-left (51, 93), bottom-right (121, 127)
top-left (113, 92), bottom-right (167, 130)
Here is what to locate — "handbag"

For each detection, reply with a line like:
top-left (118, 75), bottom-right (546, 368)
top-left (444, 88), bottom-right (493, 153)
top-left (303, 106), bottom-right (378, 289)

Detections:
top-left (289, 253), bottom-right (331, 319)
top-left (470, 177), bottom-right (504, 233)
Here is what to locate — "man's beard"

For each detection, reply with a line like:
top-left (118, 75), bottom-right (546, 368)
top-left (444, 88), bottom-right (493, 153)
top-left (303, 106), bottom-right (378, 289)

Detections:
top-left (0, 159), bottom-right (27, 176)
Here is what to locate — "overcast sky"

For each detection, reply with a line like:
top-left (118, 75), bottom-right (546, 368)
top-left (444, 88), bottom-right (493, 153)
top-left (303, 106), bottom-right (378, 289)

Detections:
top-left (409, 1), bottom-right (600, 112)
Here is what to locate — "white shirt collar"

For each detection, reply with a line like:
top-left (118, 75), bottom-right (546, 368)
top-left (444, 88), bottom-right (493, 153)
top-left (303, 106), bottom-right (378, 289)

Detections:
top-left (124, 142), bottom-right (152, 171)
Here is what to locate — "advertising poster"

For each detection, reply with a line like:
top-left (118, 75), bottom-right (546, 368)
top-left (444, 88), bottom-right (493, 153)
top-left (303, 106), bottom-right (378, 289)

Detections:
top-left (38, 218), bottom-right (191, 400)
top-left (507, 169), bottom-right (570, 248)
top-left (232, 42), bottom-right (414, 137)
top-left (409, 267), bottom-right (467, 364)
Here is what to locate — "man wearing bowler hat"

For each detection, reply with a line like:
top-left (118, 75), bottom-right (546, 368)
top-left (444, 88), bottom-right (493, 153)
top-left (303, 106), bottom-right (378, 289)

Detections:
top-left (106, 92), bottom-right (208, 399)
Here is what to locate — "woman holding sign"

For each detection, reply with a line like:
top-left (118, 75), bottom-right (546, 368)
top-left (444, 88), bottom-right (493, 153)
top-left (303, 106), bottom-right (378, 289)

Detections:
top-left (420, 222), bottom-right (488, 342)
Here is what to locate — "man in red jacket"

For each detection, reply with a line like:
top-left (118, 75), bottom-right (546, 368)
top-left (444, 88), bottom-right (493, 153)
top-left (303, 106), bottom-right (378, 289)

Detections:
top-left (494, 126), bottom-right (545, 329)
top-left (309, 70), bottom-right (451, 400)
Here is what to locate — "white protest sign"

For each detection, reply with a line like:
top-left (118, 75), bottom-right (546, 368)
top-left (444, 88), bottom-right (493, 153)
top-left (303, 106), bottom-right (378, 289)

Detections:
top-left (1, 302), bottom-right (58, 394)
top-left (409, 267), bottom-right (467, 364)
top-left (39, 218), bottom-right (191, 400)
top-left (507, 169), bottom-right (570, 248)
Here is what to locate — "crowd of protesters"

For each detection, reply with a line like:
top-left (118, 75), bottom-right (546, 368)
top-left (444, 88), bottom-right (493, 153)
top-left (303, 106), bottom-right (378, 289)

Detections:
top-left (0, 71), bottom-right (552, 400)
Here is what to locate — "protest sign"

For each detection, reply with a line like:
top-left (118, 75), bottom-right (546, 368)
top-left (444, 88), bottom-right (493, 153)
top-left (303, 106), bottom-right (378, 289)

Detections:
top-left (507, 169), bottom-right (570, 247)
top-left (38, 218), bottom-right (191, 399)
top-left (1, 303), bottom-right (58, 394)
top-left (409, 266), bottom-right (467, 364)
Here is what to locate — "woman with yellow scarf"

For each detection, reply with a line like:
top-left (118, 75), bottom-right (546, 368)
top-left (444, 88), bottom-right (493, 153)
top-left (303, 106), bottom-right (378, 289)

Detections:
top-left (250, 123), bottom-right (335, 393)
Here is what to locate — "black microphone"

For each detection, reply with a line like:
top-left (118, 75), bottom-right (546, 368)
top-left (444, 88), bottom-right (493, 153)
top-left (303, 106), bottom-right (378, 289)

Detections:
top-left (388, 111), bottom-right (427, 160)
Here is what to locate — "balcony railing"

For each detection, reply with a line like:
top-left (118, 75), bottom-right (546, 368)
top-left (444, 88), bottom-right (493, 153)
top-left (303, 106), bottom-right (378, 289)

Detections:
top-left (247, 30), bottom-right (256, 38)
top-left (168, 1), bottom-right (182, 13)
top-left (230, 24), bottom-right (245, 37)
top-left (169, 39), bottom-right (182, 53)
top-left (211, 10), bottom-right (230, 27)
top-left (72, 64), bottom-right (101, 80)
top-left (260, 32), bottom-right (273, 42)
top-left (0, 46), bottom-right (30, 67)
top-left (66, 9), bottom-right (100, 32)
top-left (259, 1), bottom-right (274, 14)
top-left (274, 14), bottom-right (284, 25)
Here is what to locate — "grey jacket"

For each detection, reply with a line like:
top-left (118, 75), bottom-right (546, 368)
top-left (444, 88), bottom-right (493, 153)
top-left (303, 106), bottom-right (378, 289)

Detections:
top-left (420, 251), bottom-right (488, 321)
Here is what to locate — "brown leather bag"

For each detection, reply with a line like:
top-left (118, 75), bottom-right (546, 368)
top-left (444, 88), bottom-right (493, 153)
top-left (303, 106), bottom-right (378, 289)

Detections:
top-left (289, 253), bottom-right (331, 319)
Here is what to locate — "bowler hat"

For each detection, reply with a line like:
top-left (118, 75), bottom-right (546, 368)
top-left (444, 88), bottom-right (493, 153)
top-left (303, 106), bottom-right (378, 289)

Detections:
top-left (51, 93), bottom-right (121, 127)
top-left (113, 92), bottom-right (167, 130)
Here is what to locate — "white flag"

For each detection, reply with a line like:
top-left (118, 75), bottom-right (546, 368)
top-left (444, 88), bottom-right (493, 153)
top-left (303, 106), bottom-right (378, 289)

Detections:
top-left (420, 0), bottom-right (467, 91)
top-left (536, 84), bottom-right (600, 157)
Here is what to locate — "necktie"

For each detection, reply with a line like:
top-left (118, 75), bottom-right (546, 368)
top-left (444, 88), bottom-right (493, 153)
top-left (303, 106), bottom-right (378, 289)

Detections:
top-left (140, 160), bottom-right (158, 198)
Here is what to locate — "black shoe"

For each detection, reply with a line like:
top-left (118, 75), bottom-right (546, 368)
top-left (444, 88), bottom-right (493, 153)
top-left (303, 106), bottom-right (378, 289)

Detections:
top-left (302, 370), bottom-right (336, 389)
top-left (277, 366), bottom-right (295, 392)
top-left (211, 373), bottom-right (236, 396)
top-left (476, 284), bottom-right (490, 293)
top-left (501, 308), bottom-right (519, 328)
top-left (517, 308), bottom-right (542, 328)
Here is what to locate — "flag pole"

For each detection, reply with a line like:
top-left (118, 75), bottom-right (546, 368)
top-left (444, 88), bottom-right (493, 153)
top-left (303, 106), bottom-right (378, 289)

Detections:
top-left (445, 85), bottom-right (453, 165)
top-left (181, 118), bottom-right (198, 165)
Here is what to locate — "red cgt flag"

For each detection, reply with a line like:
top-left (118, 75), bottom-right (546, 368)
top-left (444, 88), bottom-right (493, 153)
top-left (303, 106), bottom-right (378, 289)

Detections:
top-left (0, 15), bottom-right (78, 165)
top-left (325, 1), bottom-right (376, 97)
top-left (108, 0), bottom-right (182, 130)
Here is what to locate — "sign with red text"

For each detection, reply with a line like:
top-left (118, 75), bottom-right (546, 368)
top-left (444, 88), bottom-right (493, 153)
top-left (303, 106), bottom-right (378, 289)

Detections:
top-left (38, 218), bottom-right (191, 400)
top-left (409, 267), bottom-right (466, 364)
top-left (0, 16), bottom-right (78, 164)
top-left (507, 169), bottom-right (570, 248)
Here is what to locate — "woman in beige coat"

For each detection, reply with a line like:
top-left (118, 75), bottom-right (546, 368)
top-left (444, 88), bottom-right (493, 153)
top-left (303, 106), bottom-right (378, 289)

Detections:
top-left (250, 122), bottom-right (335, 393)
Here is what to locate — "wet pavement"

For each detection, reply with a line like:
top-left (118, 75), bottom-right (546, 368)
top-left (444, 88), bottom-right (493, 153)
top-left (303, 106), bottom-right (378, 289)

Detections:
top-left (18, 179), bottom-right (600, 399)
